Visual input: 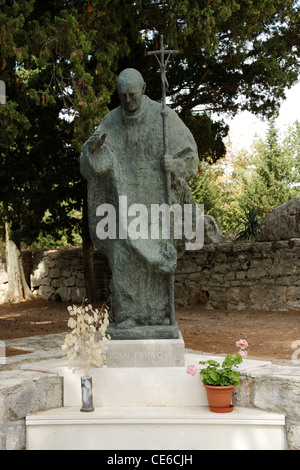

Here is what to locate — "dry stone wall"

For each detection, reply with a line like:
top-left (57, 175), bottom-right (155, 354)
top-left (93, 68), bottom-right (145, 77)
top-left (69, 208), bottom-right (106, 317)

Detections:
top-left (0, 240), bottom-right (299, 310)
top-left (175, 239), bottom-right (300, 310)
top-left (0, 370), bottom-right (63, 450)
top-left (0, 247), bottom-right (110, 304)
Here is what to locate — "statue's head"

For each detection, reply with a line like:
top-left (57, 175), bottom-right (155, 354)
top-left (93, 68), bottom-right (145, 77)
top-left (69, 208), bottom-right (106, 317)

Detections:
top-left (117, 68), bottom-right (146, 115)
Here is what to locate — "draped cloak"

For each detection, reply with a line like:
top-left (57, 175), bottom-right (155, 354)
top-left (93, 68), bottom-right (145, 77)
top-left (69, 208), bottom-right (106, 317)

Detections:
top-left (80, 95), bottom-right (199, 327)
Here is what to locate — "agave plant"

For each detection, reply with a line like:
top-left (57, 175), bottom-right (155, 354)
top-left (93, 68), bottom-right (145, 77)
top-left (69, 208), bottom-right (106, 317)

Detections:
top-left (235, 206), bottom-right (261, 241)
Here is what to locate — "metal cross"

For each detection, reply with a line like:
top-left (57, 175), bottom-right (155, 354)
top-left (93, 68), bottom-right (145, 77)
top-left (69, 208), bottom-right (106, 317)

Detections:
top-left (147, 35), bottom-right (178, 155)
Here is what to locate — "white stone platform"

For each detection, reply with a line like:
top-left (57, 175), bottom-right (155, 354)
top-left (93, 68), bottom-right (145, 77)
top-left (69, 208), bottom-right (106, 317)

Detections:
top-left (24, 349), bottom-right (286, 450)
top-left (26, 405), bottom-right (285, 450)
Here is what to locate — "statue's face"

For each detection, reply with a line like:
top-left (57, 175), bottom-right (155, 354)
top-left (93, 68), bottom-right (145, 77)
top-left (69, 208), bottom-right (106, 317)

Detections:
top-left (118, 81), bottom-right (146, 115)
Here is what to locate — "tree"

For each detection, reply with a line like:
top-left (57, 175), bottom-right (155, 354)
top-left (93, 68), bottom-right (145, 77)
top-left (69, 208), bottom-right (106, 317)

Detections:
top-left (1, 0), bottom-right (299, 300)
top-left (116, 0), bottom-right (299, 162)
top-left (238, 120), bottom-right (300, 219)
top-left (189, 143), bottom-right (252, 234)
top-left (190, 120), bottom-right (300, 237)
top-left (0, 0), bottom-right (130, 301)
top-left (0, 63), bottom-right (82, 300)
top-left (281, 120), bottom-right (300, 183)
top-left (0, 0), bottom-right (34, 300)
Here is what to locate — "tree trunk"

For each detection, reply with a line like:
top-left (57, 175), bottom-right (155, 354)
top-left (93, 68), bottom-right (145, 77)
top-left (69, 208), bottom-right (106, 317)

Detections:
top-left (82, 188), bottom-right (97, 303)
top-left (5, 221), bottom-right (34, 302)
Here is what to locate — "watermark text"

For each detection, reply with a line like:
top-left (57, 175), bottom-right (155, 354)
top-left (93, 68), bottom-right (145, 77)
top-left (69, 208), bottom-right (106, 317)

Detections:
top-left (95, 197), bottom-right (204, 250)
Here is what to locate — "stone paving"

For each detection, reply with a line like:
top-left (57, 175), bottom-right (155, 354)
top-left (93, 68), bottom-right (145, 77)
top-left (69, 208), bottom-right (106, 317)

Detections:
top-left (2, 332), bottom-right (300, 370)
top-left (0, 333), bottom-right (67, 371)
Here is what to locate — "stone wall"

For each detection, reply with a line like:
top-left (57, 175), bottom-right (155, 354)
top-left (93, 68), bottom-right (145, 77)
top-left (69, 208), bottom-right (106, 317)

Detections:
top-left (175, 239), bottom-right (300, 310)
top-left (30, 248), bottom-right (111, 303)
top-left (0, 370), bottom-right (63, 450)
top-left (233, 362), bottom-right (300, 450)
top-left (0, 247), bottom-right (111, 304)
top-left (0, 239), bottom-right (299, 310)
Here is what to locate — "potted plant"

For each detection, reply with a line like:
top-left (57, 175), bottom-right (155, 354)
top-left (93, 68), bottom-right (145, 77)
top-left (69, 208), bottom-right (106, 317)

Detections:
top-left (62, 301), bottom-right (110, 412)
top-left (187, 339), bottom-right (249, 413)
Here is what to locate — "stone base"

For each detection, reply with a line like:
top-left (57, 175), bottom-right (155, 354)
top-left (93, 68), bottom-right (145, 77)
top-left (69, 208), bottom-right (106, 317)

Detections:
top-left (107, 322), bottom-right (180, 340)
top-left (25, 352), bottom-right (286, 450)
top-left (22, 352), bottom-right (274, 409)
top-left (105, 330), bottom-right (185, 367)
top-left (26, 406), bottom-right (286, 450)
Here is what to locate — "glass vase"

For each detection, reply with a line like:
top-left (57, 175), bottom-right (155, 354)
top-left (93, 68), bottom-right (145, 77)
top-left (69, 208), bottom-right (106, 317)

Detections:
top-left (80, 376), bottom-right (94, 412)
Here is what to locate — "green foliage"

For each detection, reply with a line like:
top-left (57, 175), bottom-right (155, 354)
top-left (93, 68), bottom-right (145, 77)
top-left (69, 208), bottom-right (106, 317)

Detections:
top-left (180, 113), bottom-right (229, 163)
top-left (31, 229), bottom-right (82, 250)
top-left (0, 0), bottom-right (131, 249)
top-left (235, 206), bottom-right (261, 240)
top-left (199, 354), bottom-right (243, 386)
top-left (189, 161), bottom-right (225, 222)
top-left (237, 120), bottom-right (300, 221)
top-left (190, 120), bottom-right (300, 236)
top-left (113, 0), bottom-right (299, 163)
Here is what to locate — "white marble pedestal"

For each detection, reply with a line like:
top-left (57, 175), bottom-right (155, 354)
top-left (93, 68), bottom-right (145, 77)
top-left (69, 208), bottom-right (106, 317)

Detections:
top-left (25, 340), bottom-right (286, 450)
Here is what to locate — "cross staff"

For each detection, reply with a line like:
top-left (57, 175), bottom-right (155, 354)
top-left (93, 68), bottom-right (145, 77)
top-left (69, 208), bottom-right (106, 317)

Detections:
top-left (147, 34), bottom-right (178, 157)
top-left (147, 35), bottom-right (178, 326)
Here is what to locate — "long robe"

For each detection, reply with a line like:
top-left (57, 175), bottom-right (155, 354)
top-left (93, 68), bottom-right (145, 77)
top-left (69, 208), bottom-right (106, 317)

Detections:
top-left (80, 95), bottom-right (199, 327)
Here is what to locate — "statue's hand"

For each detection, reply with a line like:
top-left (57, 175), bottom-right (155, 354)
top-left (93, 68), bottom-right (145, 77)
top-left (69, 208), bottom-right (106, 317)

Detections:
top-left (88, 132), bottom-right (107, 153)
top-left (85, 132), bottom-right (114, 175)
top-left (164, 154), bottom-right (173, 173)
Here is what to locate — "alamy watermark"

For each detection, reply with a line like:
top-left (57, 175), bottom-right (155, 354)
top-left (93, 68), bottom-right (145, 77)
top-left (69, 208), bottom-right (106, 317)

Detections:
top-left (0, 80), bottom-right (6, 105)
top-left (95, 197), bottom-right (204, 250)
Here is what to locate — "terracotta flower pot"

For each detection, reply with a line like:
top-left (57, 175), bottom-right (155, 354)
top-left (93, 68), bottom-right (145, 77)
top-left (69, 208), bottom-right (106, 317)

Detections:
top-left (203, 384), bottom-right (235, 413)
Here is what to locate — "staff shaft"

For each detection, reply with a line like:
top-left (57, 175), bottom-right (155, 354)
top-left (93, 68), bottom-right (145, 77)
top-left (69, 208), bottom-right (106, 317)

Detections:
top-left (147, 34), bottom-right (178, 325)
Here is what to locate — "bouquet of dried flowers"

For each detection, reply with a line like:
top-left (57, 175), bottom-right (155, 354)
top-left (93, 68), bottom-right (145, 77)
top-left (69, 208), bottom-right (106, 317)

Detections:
top-left (62, 301), bottom-right (110, 377)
